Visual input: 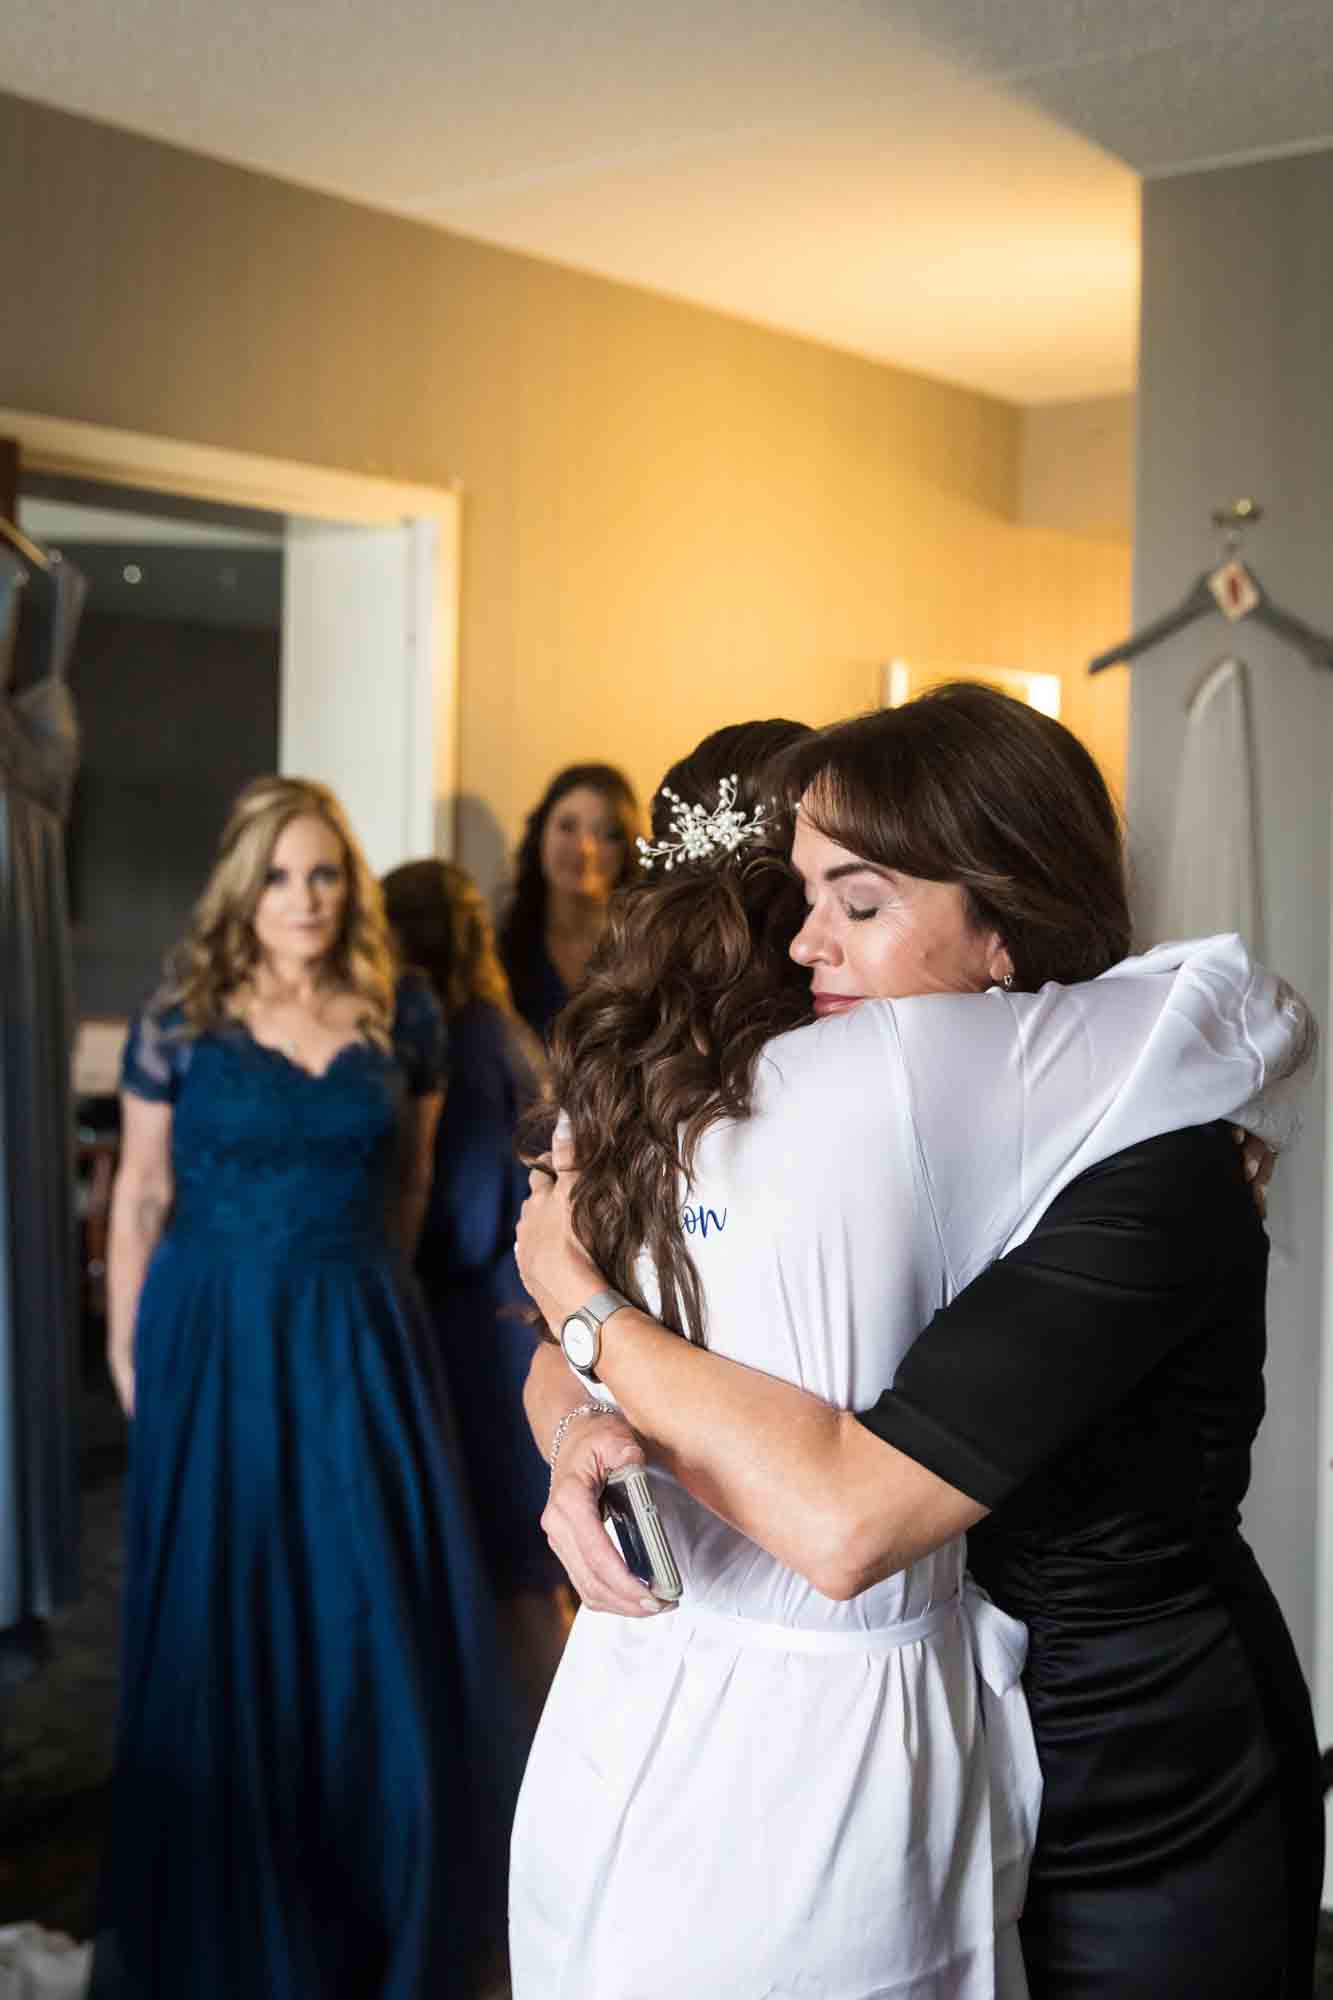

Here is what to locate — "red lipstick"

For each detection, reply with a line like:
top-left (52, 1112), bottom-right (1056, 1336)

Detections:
top-left (811, 992), bottom-right (865, 1017)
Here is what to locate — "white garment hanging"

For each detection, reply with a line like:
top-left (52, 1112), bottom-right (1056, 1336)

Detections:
top-left (1159, 658), bottom-right (1261, 953)
top-left (0, 1925), bottom-right (90, 2000)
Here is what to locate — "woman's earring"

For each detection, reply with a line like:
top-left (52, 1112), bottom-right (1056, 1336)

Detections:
top-left (1001, 971), bottom-right (1014, 990)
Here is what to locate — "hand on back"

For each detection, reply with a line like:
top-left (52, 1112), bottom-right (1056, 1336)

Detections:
top-left (1233, 1127), bottom-right (1276, 1215)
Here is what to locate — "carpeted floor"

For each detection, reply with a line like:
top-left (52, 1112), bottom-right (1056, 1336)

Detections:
top-left (0, 1390), bottom-right (124, 1943)
top-left (0, 1384), bottom-right (513, 1997)
top-left (3, 1384), bottom-right (1332, 1996)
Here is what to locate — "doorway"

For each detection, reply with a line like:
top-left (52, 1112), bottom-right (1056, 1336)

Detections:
top-left (1, 404), bottom-right (461, 880)
top-left (19, 473), bottom-right (285, 1019)
top-left (0, 413), bottom-right (462, 1944)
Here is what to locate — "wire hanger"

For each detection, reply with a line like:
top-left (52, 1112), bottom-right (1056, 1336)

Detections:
top-left (0, 513), bottom-right (52, 574)
top-left (1088, 500), bottom-right (1333, 675)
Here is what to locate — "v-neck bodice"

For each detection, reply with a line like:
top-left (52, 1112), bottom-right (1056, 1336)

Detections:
top-left (226, 1015), bottom-right (374, 1084)
top-left (121, 977), bottom-right (445, 1258)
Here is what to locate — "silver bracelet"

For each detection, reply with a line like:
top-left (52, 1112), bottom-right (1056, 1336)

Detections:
top-left (548, 1400), bottom-right (616, 1472)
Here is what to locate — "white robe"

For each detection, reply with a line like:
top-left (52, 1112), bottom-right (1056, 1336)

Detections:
top-left (510, 937), bottom-right (1309, 2000)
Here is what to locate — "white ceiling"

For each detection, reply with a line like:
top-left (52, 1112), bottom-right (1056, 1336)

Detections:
top-left (4, 1), bottom-right (1332, 405)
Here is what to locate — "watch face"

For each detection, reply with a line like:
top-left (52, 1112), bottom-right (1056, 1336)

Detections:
top-left (562, 1313), bottom-right (598, 1372)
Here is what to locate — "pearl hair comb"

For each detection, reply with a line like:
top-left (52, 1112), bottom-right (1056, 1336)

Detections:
top-left (636, 775), bottom-right (768, 872)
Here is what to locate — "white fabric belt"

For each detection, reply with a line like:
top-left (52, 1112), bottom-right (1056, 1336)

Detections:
top-left (961, 1576), bottom-right (1028, 1698)
top-left (676, 1595), bottom-right (956, 1655)
top-left (672, 1580), bottom-right (1028, 1699)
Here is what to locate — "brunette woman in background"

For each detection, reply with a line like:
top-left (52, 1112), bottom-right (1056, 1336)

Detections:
top-left (498, 763), bottom-right (641, 1040)
top-left (383, 858), bottom-right (573, 1723)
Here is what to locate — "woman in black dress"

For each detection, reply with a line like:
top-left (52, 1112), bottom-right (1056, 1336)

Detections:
top-left (518, 687), bottom-right (1322, 1999)
top-left (855, 1122), bottom-right (1322, 1997)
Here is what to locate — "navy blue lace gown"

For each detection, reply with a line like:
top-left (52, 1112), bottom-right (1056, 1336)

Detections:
top-left (95, 977), bottom-right (519, 1999)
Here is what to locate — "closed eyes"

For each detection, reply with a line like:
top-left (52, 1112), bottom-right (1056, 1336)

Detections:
top-left (798, 894), bottom-right (879, 922)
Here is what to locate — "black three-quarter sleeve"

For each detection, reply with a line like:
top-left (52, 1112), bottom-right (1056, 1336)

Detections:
top-left (857, 1124), bottom-right (1265, 1509)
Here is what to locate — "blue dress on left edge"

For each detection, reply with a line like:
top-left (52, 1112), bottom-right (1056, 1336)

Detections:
top-left (95, 976), bottom-right (520, 2000)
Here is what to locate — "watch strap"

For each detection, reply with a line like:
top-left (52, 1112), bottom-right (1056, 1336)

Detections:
top-left (577, 1287), bottom-right (631, 1330)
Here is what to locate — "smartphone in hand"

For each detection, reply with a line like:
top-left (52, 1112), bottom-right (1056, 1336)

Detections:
top-left (600, 1466), bottom-right (683, 1601)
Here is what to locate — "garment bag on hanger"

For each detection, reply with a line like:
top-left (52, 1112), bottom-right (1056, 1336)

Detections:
top-left (1158, 658), bottom-right (1261, 953)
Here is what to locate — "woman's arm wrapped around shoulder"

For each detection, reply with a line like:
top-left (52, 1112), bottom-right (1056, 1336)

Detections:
top-left (519, 1124), bottom-right (1260, 1599)
top-left (887, 933), bottom-right (1317, 1285)
top-left (518, 943), bottom-right (1314, 1606)
top-left (517, 1136), bottom-right (985, 1601)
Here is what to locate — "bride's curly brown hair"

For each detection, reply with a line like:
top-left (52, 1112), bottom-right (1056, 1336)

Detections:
top-left (541, 720), bottom-right (814, 1346)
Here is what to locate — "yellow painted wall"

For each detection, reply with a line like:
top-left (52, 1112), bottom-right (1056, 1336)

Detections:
top-left (1017, 396), bottom-right (1134, 804)
top-left (1015, 528), bottom-right (1132, 807)
top-left (1, 91), bottom-right (1130, 890)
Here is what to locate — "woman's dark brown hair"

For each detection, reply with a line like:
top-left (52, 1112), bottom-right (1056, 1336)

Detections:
top-left (546, 721), bottom-right (813, 1347)
top-left (795, 683), bottom-right (1130, 989)
top-left (382, 858), bottom-right (516, 1023)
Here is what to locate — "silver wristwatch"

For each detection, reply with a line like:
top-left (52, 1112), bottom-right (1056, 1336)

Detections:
top-left (559, 1288), bottom-right (631, 1384)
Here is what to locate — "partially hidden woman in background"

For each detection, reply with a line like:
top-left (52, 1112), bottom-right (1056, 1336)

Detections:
top-left (498, 762), bottom-right (641, 1041)
top-left (520, 686), bottom-right (1323, 2000)
top-left (383, 857), bottom-right (574, 1726)
top-left (96, 777), bottom-right (518, 2000)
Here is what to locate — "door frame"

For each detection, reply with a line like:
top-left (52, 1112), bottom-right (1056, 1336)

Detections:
top-left (0, 406), bottom-right (462, 855)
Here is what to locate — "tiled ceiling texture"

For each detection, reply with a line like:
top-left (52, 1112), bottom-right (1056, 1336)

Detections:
top-left (882, 0), bottom-right (1333, 177)
top-left (3, 1), bottom-right (1331, 404)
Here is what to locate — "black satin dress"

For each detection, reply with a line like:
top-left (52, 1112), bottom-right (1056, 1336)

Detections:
top-left (859, 1125), bottom-right (1322, 2000)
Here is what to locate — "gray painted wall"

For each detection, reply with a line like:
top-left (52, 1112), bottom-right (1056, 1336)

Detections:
top-left (1131, 155), bottom-right (1333, 1797)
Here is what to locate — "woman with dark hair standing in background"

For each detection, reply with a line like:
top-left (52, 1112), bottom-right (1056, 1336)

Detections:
top-left (383, 858), bottom-right (573, 1722)
top-left (498, 763), bottom-right (641, 1040)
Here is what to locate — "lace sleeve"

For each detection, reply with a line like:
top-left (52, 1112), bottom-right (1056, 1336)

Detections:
top-left (393, 974), bottom-right (448, 1098)
top-left (121, 1003), bottom-right (189, 1104)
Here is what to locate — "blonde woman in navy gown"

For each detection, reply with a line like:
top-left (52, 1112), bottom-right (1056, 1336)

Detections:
top-left (97, 777), bottom-right (517, 1999)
